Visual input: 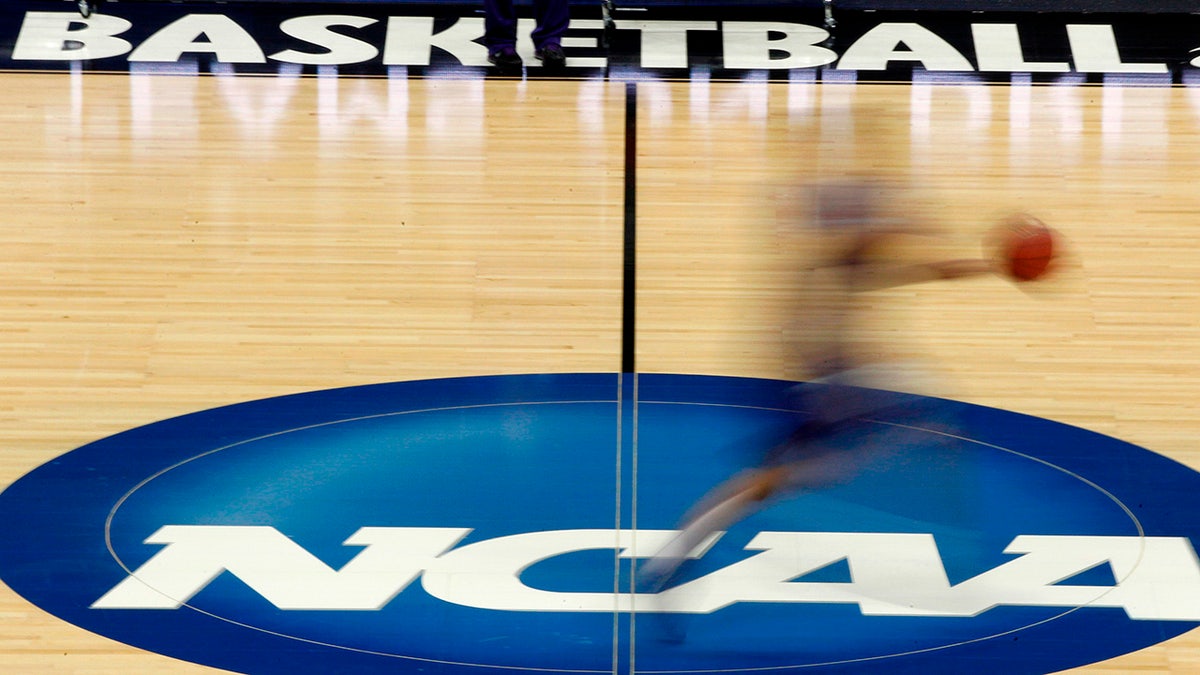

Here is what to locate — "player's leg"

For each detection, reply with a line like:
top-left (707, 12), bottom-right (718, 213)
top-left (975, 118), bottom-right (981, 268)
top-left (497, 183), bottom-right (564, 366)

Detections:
top-left (531, 0), bottom-right (569, 67)
top-left (483, 0), bottom-right (522, 67)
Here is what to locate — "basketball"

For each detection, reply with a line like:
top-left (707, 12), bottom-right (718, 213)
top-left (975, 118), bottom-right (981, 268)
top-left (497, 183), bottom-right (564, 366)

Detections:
top-left (1001, 215), bottom-right (1057, 282)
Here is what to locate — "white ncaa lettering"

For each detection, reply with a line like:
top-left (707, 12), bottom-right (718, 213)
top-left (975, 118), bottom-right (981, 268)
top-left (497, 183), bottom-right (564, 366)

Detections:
top-left (722, 22), bottom-right (836, 70)
top-left (618, 21), bottom-right (717, 69)
top-left (946, 535), bottom-right (1200, 620)
top-left (272, 15), bottom-right (379, 66)
top-left (970, 24), bottom-right (1069, 72)
top-left (422, 529), bottom-right (684, 611)
top-left (128, 14), bottom-right (267, 63)
top-left (836, 22), bottom-right (974, 71)
top-left (383, 16), bottom-right (487, 67)
top-left (13, 11), bottom-right (133, 61)
top-left (559, 20), bottom-right (608, 69)
top-left (93, 527), bottom-right (1200, 620)
top-left (10, 12), bottom-right (1176, 75)
top-left (661, 531), bottom-right (952, 615)
top-left (92, 526), bottom-right (470, 610)
top-left (1065, 24), bottom-right (1168, 74)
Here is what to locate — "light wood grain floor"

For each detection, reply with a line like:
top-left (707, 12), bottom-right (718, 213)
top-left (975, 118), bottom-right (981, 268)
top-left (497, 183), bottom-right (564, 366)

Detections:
top-left (1, 71), bottom-right (1197, 673)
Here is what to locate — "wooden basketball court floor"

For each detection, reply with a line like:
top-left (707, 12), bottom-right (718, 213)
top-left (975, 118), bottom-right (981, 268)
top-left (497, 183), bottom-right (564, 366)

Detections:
top-left (1, 66), bottom-right (1199, 672)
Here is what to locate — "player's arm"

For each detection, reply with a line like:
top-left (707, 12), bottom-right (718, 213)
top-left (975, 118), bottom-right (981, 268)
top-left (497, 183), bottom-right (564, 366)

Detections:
top-left (927, 258), bottom-right (994, 280)
top-left (852, 257), bottom-right (994, 290)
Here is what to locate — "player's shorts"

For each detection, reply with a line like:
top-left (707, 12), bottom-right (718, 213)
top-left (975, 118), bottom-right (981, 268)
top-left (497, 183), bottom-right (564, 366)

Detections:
top-left (763, 364), bottom-right (943, 467)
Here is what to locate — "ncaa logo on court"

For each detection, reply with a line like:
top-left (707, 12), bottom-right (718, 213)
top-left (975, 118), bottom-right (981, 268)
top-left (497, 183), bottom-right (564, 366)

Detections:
top-left (1, 373), bottom-right (1199, 674)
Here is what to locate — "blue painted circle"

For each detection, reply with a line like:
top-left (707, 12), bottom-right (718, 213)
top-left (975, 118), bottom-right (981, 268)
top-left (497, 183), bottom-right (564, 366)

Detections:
top-left (1, 373), bottom-right (1198, 674)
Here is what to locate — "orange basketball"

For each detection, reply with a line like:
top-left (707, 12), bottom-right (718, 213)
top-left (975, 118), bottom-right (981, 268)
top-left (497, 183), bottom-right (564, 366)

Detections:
top-left (1002, 215), bottom-right (1057, 282)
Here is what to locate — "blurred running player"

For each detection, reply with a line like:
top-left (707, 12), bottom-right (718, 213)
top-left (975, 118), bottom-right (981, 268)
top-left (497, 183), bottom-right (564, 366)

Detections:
top-left (637, 177), bottom-right (1002, 637)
